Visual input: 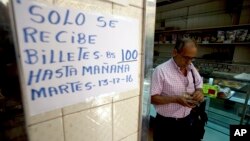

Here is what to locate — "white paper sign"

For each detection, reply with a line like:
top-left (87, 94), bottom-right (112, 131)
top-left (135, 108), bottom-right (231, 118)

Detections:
top-left (101, 0), bottom-right (129, 6)
top-left (12, 0), bottom-right (139, 116)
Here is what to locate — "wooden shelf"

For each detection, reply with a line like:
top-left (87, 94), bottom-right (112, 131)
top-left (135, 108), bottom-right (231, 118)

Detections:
top-left (155, 24), bottom-right (250, 34)
top-left (198, 43), bottom-right (250, 45)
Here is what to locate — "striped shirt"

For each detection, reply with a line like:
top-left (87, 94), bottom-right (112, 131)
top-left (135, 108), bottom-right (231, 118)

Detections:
top-left (151, 58), bottom-right (203, 118)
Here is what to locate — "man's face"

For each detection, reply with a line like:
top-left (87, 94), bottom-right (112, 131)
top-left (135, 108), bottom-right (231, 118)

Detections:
top-left (176, 42), bottom-right (197, 68)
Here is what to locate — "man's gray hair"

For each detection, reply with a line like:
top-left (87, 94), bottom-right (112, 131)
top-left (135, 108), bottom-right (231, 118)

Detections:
top-left (174, 38), bottom-right (197, 53)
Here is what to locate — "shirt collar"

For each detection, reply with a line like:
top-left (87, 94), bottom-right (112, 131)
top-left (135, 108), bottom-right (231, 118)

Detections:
top-left (170, 57), bottom-right (192, 71)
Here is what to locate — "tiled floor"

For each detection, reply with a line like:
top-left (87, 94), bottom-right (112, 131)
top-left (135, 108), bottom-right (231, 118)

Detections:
top-left (203, 121), bottom-right (229, 141)
top-left (204, 127), bottom-right (229, 141)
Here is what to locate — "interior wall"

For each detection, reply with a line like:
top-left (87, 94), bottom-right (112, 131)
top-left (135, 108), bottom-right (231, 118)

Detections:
top-left (156, 0), bottom-right (230, 30)
top-left (239, 0), bottom-right (250, 24)
top-left (233, 46), bottom-right (250, 63)
top-left (187, 0), bottom-right (231, 28)
top-left (18, 0), bottom-right (145, 141)
top-left (235, 0), bottom-right (250, 63)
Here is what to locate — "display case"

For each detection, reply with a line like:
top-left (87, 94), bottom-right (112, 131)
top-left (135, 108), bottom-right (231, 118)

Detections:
top-left (202, 71), bottom-right (250, 133)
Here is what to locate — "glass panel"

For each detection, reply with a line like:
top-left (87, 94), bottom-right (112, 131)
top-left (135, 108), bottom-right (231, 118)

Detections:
top-left (0, 0), bottom-right (27, 140)
top-left (140, 0), bottom-right (156, 141)
top-left (202, 75), bottom-right (250, 136)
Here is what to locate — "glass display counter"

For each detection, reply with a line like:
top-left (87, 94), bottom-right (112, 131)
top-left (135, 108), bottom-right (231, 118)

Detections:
top-left (203, 71), bottom-right (250, 130)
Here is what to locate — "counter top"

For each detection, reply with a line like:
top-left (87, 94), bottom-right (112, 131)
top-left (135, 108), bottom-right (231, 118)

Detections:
top-left (228, 92), bottom-right (250, 106)
top-left (208, 71), bottom-right (250, 83)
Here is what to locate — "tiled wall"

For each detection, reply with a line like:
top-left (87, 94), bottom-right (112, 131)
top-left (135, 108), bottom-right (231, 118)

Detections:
top-left (23, 0), bottom-right (144, 141)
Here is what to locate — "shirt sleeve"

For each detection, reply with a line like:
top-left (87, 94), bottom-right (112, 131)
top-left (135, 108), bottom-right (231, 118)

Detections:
top-left (192, 66), bottom-right (203, 89)
top-left (151, 67), bottom-right (164, 96)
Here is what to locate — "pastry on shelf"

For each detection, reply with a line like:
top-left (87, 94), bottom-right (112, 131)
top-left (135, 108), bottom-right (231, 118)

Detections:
top-left (218, 80), bottom-right (247, 90)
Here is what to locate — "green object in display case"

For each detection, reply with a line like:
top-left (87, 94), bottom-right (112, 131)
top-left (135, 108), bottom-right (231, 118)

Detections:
top-left (203, 84), bottom-right (219, 98)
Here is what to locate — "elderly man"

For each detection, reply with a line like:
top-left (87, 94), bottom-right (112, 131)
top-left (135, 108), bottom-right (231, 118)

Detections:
top-left (151, 38), bottom-right (204, 141)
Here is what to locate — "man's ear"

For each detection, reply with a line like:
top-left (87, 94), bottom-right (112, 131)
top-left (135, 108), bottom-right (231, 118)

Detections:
top-left (172, 49), bottom-right (178, 56)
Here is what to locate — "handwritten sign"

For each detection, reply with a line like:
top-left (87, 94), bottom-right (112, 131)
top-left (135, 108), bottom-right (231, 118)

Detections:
top-left (101, 0), bottom-right (129, 6)
top-left (12, 0), bottom-right (139, 116)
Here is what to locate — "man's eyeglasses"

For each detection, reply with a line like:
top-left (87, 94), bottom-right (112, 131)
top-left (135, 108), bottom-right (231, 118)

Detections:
top-left (179, 54), bottom-right (196, 61)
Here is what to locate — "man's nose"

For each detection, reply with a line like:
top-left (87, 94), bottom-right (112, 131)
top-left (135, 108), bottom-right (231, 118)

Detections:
top-left (186, 59), bottom-right (192, 64)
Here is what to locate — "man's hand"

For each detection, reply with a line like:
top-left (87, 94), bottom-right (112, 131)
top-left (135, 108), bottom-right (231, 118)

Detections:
top-left (151, 94), bottom-right (196, 108)
top-left (192, 89), bottom-right (204, 103)
top-left (176, 95), bottom-right (196, 108)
